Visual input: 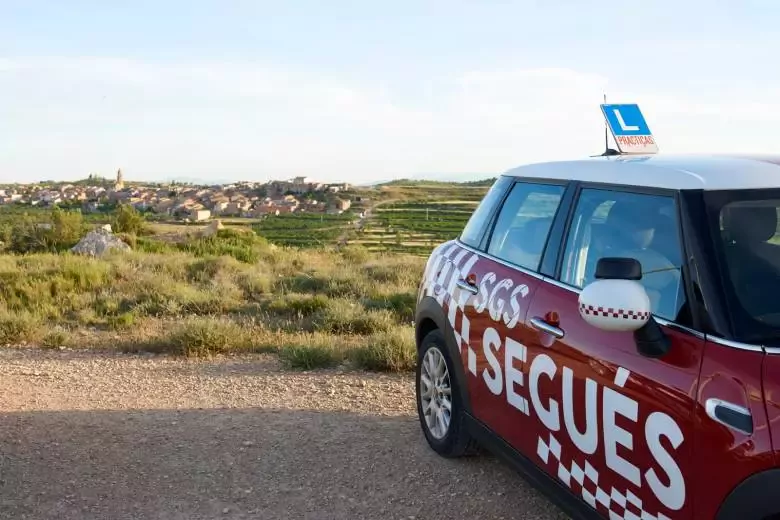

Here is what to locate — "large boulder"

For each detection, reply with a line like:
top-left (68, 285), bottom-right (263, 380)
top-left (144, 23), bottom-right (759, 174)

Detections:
top-left (71, 226), bottom-right (131, 257)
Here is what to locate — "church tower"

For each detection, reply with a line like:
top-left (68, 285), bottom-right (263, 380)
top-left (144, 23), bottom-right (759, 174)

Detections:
top-left (114, 168), bottom-right (125, 191)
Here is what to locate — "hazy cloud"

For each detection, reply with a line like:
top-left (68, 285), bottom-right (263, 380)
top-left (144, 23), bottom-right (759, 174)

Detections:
top-left (1, 56), bottom-right (779, 183)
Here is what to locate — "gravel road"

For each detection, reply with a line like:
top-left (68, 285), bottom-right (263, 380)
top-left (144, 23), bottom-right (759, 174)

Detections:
top-left (0, 348), bottom-right (568, 520)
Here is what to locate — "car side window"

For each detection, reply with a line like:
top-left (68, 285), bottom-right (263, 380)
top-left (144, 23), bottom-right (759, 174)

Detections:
top-left (486, 182), bottom-right (565, 271)
top-left (560, 188), bottom-right (687, 322)
top-left (459, 176), bottom-right (513, 249)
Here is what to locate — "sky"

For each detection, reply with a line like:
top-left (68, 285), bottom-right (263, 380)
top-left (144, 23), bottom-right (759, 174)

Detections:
top-left (3, 0), bottom-right (780, 185)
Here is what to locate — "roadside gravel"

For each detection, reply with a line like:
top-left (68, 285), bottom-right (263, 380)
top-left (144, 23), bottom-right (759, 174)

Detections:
top-left (0, 348), bottom-right (568, 520)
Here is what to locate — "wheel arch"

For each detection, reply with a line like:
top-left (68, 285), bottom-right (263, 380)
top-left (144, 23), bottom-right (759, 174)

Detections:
top-left (415, 295), bottom-right (472, 414)
top-left (715, 468), bottom-right (780, 519)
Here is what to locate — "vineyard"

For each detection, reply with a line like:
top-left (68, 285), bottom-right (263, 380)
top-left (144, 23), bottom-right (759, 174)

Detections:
top-left (253, 211), bottom-right (357, 247)
top-left (351, 183), bottom-right (490, 255)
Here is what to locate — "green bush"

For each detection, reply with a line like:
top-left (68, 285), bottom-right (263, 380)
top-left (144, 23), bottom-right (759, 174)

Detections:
top-left (113, 204), bottom-right (146, 235)
top-left (158, 318), bottom-right (254, 357)
top-left (340, 245), bottom-right (371, 264)
top-left (42, 329), bottom-right (70, 348)
top-left (313, 299), bottom-right (395, 335)
top-left (350, 328), bottom-right (416, 372)
top-left (278, 344), bottom-right (341, 370)
top-left (364, 292), bottom-right (416, 322)
top-left (0, 312), bottom-right (41, 345)
top-left (8, 207), bottom-right (86, 254)
top-left (265, 294), bottom-right (330, 316)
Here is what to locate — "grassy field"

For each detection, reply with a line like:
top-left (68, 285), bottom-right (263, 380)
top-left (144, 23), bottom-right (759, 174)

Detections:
top-left (0, 236), bottom-right (424, 371)
top-left (0, 180), bottom-right (492, 370)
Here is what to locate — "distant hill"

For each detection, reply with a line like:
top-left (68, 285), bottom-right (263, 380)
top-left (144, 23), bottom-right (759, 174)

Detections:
top-left (374, 177), bottom-right (496, 187)
top-left (359, 171), bottom-right (498, 187)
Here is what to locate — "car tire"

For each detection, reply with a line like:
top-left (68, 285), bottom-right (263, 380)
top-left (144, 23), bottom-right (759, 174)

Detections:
top-left (415, 328), bottom-right (479, 458)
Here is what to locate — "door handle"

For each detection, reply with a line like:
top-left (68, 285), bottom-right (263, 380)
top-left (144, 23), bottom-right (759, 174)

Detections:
top-left (456, 278), bottom-right (479, 295)
top-left (530, 316), bottom-right (565, 339)
top-left (705, 398), bottom-right (753, 435)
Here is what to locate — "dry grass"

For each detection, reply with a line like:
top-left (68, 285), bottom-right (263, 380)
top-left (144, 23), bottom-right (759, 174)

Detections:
top-left (0, 230), bottom-right (426, 371)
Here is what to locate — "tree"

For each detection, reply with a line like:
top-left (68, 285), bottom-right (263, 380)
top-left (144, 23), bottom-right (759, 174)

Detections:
top-left (113, 203), bottom-right (146, 235)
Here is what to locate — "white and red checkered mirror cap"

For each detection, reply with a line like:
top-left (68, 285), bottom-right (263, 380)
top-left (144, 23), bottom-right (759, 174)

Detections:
top-left (577, 279), bottom-right (651, 332)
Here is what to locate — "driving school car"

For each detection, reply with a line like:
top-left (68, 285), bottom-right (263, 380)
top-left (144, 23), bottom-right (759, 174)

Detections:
top-left (413, 104), bottom-right (780, 520)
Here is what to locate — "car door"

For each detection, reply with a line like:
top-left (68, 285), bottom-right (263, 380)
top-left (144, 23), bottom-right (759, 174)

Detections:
top-left (456, 180), bottom-right (569, 458)
top-left (523, 186), bottom-right (703, 520)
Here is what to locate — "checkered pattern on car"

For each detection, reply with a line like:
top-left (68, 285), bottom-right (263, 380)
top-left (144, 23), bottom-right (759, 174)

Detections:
top-left (420, 243), bottom-right (479, 365)
top-left (536, 432), bottom-right (670, 520)
top-left (580, 303), bottom-right (650, 320)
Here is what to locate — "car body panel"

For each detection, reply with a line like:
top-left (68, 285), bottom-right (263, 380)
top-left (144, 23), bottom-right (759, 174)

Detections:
top-left (763, 354), bottom-right (780, 467)
top-left (456, 247), bottom-right (544, 453)
top-left (694, 342), bottom-right (772, 519)
top-left (522, 281), bottom-right (702, 519)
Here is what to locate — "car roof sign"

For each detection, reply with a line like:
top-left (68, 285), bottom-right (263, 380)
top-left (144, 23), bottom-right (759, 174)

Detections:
top-left (600, 103), bottom-right (659, 155)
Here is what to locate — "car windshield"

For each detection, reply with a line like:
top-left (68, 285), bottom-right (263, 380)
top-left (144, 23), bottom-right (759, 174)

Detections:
top-left (706, 188), bottom-right (780, 342)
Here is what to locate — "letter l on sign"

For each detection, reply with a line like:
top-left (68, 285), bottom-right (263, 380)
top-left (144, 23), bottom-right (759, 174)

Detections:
top-left (614, 109), bottom-right (639, 132)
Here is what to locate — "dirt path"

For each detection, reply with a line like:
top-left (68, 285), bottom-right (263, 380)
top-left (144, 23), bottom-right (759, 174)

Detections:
top-left (0, 348), bottom-right (568, 520)
top-left (336, 197), bottom-right (400, 246)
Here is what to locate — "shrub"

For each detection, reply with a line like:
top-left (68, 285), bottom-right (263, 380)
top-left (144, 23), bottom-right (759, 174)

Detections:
top-left (235, 268), bottom-right (273, 299)
top-left (187, 255), bottom-right (243, 283)
top-left (158, 318), bottom-right (254, 357)
top-left (107, 311), bottom-right (135, 329)
top-left (364, 292), bottom-right (416, 322)
top-left (0, 312), bottom-right (41, 345)
top-left (113, 204), bottom-right (146, 235)
top-left (278, 335), bottom-right (344, 369)
top-left (350, 327), bottom-right (416, 372)
top-left (340, 245), bottom-right (371, 264)
top-left (264, 294), bottom-right (330, 317)
top-left (42, 329), bottom-right (70, 348)
top-left (278, 345), bottom-right (341, 370)
top-left (312, 299), bottom-right (395, 335)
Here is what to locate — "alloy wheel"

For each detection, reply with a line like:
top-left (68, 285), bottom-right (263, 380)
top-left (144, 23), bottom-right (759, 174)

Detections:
top-left (419, 346), bottom-right (452, 440)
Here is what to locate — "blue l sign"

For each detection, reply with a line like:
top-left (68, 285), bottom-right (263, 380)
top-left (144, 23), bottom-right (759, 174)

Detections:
top-left (599, 103), bottom-right (658, 154)
top-left (600, 104), bottom-right (651, 136)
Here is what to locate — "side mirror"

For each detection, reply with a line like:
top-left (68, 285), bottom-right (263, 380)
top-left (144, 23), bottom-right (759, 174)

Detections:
top-left (577, 257), bottom-right (670, 358)
top-left (577, 261), bottom-right (650, 333)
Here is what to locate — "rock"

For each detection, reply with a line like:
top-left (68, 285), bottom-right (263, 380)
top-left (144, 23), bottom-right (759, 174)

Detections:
top-left (200, 219), bottom-right (224, 238)
top-left (71, 226), bottom-right (131, 257)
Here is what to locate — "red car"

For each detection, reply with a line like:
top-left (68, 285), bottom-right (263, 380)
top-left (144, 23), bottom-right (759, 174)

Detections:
top-left (414, 154), bottom-right (780, 520)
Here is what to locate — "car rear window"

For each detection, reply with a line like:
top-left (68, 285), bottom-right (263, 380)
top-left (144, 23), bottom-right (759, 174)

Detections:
top-left (459, 176), bottom-right (513, 249)
top-left (486, 182), bottom-right (565, 271)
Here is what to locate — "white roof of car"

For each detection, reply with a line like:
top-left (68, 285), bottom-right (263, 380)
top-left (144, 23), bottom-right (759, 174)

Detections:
top-left (503, 153), bottom-right (780, 191)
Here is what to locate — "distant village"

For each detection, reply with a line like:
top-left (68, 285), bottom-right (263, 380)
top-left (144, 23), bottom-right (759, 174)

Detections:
top-left (0, 169), bottom-right (360, 222)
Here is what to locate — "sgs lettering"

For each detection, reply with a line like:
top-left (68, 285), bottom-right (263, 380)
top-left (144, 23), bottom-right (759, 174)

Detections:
top-left (473, 272), bottom-right (529, 329)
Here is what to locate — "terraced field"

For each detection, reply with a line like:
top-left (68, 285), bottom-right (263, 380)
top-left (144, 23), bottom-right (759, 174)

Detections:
top-left (353, 184), bottom-right (489, 255)
top-left (253, 211), bottom-right (358, 247)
